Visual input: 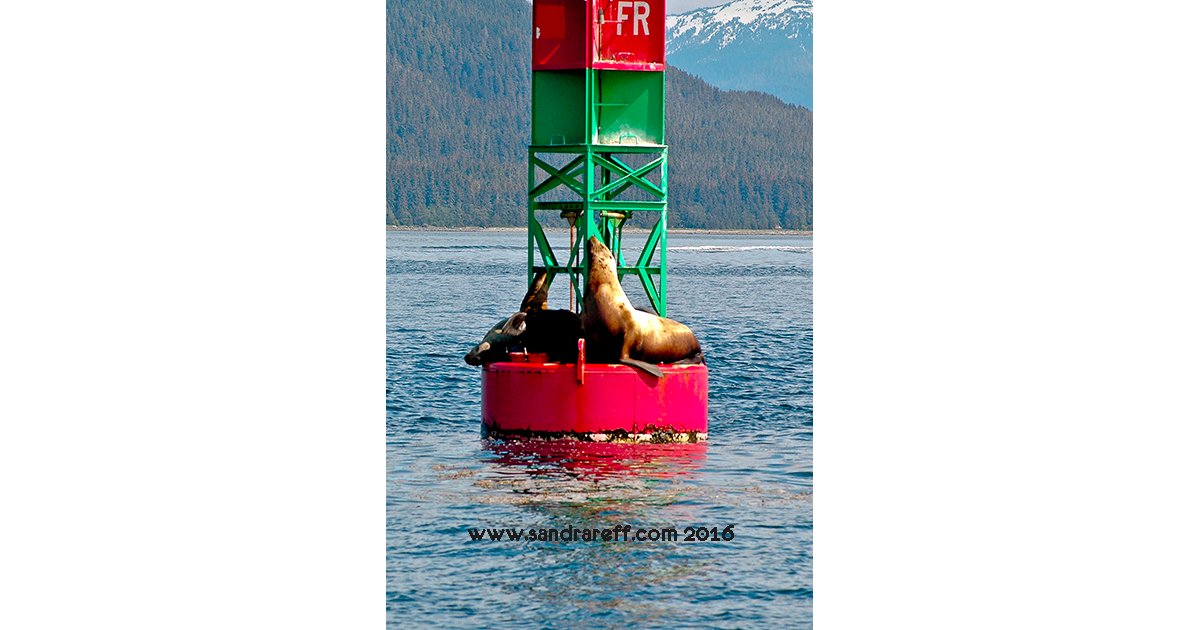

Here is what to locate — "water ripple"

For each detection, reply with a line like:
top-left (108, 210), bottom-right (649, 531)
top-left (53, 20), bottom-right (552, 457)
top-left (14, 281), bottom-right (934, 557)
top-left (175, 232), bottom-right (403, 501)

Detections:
top-left (388, 231), bottom-right (812, 628)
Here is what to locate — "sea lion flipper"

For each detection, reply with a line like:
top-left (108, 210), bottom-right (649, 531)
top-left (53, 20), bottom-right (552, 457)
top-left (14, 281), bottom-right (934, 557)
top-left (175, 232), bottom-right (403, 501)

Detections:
top-left (519, 271), bottom-right (551, 312)
top-left (499, 311), bottom-right (527, 336)
top-left (621, 358), bottom-right (663, 378)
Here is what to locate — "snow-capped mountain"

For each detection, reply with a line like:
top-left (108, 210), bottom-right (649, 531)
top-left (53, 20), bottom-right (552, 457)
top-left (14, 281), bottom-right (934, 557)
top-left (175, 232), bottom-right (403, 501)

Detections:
top-left (666, 0), bottom-right (812, 108)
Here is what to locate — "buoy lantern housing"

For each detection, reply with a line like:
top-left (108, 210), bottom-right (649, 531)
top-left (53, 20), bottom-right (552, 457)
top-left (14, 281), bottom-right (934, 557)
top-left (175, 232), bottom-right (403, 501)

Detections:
top-left (533, 0), bottom-right (666, 71)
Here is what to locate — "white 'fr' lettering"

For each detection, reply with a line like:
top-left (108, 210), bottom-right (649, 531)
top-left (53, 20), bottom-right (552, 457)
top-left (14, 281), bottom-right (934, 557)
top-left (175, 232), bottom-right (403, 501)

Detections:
top-left (615, 1), bottom-right (651, 36)
top-left (633, 1), bottom-right (650, 35)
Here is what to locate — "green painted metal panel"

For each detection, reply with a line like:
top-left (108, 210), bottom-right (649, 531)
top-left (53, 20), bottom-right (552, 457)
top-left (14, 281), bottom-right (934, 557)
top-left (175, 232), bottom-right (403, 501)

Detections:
top-left (594, 70), bottom-right (664, 145)
top-left (532, 71), bottom-right (587, 145)
top-left (530, 144), bottom-right (665, 153)
top-left (533, 70), bottom-right (664, 147)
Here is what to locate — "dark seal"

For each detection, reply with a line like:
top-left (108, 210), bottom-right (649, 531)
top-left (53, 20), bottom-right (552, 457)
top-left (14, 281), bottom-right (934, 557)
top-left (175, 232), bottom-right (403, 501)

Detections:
top-left (464, 271), bottom-right (582, 365)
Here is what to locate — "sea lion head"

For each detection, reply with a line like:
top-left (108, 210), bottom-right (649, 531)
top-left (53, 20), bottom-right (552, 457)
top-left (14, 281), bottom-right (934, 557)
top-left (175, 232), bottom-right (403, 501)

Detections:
top-left (586, 237), bottom-right (617, 281)
top-left (463, 312), bottom-right (527, 365)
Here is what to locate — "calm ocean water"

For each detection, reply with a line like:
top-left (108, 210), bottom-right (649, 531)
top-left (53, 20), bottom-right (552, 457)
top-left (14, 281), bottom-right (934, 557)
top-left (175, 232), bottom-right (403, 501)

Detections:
top-left (387, 230), bottom-right (812, 628)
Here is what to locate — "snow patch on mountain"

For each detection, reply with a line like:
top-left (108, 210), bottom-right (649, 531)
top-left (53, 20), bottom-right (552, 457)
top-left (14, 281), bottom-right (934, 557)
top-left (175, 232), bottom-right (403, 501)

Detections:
top-left (664, 0), bottom-right (813, 107)
top-left (667, 0), bottom-right (811, 50)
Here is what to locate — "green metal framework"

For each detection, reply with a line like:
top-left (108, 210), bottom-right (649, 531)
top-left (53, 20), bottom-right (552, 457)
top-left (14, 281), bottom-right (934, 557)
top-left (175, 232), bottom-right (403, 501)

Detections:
top-left (527, 68), bottom-right (669, 316)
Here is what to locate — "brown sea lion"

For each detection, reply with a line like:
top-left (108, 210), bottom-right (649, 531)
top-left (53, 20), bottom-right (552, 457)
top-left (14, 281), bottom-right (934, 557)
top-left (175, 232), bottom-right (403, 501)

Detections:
top-left (517, 269), bottom-right (550, 312)
top-left (582, 236), bottom-right (704, 378)
top-left (464, 271), bottom-right (581, 365)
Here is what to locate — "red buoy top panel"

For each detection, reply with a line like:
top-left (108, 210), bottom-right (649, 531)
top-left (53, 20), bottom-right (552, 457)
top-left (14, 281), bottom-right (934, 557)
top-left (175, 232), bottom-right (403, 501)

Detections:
top-left (533, 0), bottom-right (666, 71)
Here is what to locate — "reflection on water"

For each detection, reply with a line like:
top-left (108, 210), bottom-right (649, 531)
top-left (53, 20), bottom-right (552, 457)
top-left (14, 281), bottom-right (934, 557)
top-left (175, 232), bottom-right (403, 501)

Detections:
top-left (475, 438), bottom-right (711, 528)
top-left (483, 438), bottom-right (708, 480)
top-left (474, 438), bottom-right (714, 627)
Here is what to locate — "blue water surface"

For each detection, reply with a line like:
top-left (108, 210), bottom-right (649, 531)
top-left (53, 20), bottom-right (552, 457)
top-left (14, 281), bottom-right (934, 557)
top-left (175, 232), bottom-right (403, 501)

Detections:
top-left (387, 230), bottom-right (812, 628)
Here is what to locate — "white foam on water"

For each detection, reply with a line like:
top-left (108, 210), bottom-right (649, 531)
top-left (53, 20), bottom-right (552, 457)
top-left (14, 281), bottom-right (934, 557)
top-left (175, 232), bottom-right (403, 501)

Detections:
top-left (667, 245), bottom-right (812, 252)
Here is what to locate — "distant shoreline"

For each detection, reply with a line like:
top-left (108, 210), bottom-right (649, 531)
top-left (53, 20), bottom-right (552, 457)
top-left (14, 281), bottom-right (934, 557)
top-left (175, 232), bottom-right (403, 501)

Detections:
top-left (386, 225), bottom-right (812, 236)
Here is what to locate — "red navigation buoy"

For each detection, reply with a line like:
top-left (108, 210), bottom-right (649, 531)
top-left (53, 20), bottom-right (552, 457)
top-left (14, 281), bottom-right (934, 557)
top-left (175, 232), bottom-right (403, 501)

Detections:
top-left (482, 357), bottom-right (708, 442)
top-left (479, 0), bottom-right (707, 442)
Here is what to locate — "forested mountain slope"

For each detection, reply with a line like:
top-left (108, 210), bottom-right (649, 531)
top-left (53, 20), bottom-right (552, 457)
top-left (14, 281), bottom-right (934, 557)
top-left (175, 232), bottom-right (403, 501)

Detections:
top-left (386, 0), bottom-right (812, 229)
top-left (667, 0), bottom-right (813, 108)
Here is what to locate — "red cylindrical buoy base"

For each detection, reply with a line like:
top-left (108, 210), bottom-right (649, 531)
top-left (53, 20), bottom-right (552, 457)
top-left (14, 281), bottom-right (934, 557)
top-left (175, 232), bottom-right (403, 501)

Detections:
top-left (481, 361), bottom-right (708, 442)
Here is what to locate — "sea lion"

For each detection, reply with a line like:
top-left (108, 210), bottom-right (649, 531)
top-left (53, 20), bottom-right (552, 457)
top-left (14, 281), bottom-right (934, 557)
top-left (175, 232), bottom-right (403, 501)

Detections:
top-left (517, 268), bottom-right (550, 312)
top-left (464, 313), bottom-right (527, 366)
top-left (464, 271), bottom-right (582, 365)
top-left (582, 236), bottom-right (704, 378)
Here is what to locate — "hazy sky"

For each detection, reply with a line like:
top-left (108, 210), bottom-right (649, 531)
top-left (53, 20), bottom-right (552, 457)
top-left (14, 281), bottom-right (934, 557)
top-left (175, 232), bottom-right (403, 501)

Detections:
top-left (524, 1), bottom-right (729, 15)
top-left (668, 1), bottom-right (727, 13)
